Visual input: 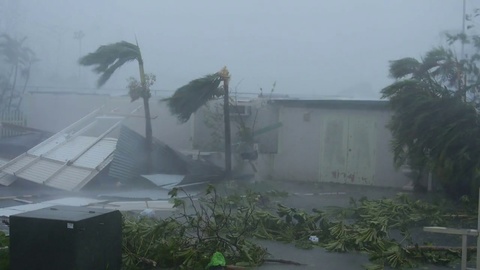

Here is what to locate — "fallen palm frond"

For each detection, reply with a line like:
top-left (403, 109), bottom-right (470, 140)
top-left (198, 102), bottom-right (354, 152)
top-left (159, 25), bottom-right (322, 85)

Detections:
top-left (120, 185), bottom-right (475, 270)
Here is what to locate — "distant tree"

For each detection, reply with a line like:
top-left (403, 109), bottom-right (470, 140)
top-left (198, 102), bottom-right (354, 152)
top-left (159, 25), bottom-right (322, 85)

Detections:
top-left (164, 67), bottom-right (233, 177)
top-left (381, 32), bottom-right (480, 198)
top-left (0, 34), bottom-right (37, 111)
top-left (79, 41), bottom-right (154, 172)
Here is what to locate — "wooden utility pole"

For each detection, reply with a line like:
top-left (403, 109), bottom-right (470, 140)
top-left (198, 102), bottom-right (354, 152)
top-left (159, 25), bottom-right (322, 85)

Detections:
top-left (219, 67), bottom-right (232, 177)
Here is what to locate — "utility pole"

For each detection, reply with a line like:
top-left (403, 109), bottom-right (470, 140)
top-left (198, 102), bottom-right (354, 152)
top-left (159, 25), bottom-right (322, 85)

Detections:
top-left (461, 0), bottom-right (466, 58)
top-left (219, 66), bottom-right (232, 178)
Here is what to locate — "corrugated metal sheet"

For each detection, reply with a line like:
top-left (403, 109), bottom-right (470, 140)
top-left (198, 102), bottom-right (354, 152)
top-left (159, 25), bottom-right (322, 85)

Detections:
top-left (16, 159), bottom-right (63, 184)
top-left (45, 167), bottom-right (93, 191)
top-left (0, 158), bottom-right (15, 186)
top-left (141, 174), bottom-right (184, 187)
top-left (0, 137), bottom-right (116, 190)
top-left (29, 136), bottom-right (67, 156)
top-left (2, 155), bottom-right (36, 174)
top-left (108, 125), bottom-right (147, 182)
top-left (109, 125), bottom-right (223, 184)
top-left (43, 136), bottom-right (96, 162)
top-left (0, 110), bottom-right (122, 190)
top-left (74, 138), bottom-right (117, 168)
top-left (0, 173), bottom-right (16, 186)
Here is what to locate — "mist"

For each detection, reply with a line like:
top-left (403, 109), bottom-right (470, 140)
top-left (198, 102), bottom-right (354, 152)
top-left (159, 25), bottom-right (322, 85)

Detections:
top-left (0, 0), bottom-right (475, 98)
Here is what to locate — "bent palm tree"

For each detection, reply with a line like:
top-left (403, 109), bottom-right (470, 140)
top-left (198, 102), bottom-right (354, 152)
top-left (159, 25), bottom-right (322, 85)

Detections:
top-left (381, 37), bottom-right (480, 198)
top-left (0, 34), bottom-right (36, 111)
top-left (79, 41), bottom-right (153, 172)
top-left (165, 67), bottom-right (233, 177)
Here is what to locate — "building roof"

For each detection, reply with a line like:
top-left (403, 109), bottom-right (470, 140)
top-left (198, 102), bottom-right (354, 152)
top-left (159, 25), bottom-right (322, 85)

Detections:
top-left (0, 158), bottom-right (16, 186)
top-left (269, 98), bottom-right (389, 109)
top-left (0, 109), bottom-right (123, 191)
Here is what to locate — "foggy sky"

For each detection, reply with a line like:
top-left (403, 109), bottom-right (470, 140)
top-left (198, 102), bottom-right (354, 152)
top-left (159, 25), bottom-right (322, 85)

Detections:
top-left (1, 0), bottom-right (476, 99)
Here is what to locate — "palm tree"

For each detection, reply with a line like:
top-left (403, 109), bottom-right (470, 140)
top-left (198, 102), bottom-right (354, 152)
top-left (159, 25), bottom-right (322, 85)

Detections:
top-left (381, 35), bottom-right (480, 198)
top-left (164, 67), bottom-right (233, 177)
top-left (0, 34), bottom-right (36, 111)
top-left (79, 41), bottom-right (154, 172)
top-left (15, 50), bottom-right (39, 110)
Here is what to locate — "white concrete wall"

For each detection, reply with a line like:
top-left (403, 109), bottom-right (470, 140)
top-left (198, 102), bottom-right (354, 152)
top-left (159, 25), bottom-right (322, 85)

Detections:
top-left (273, 106), bottom-right (324, 182)
top-left (271, 105), bottom-right (409, 188)
top-left (373, 110), bottom-right (409, 187)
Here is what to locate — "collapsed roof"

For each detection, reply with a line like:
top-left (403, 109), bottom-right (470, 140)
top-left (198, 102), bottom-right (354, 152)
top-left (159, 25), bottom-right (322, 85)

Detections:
top-left (0, 109), bottom-right (123, 191)
top-left (108, 125), bottom-right (224, 185)
top-left (0, 110), bottom-right (224, 191)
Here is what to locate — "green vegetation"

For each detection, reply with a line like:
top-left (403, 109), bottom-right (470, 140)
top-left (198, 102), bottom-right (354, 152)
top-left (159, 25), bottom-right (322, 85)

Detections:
top-left (164, 67), bottom-right (234, 175)
top-left (120, 186), bottom-right (475, 269)
top-left (0, 186), bottom-right (474, 270)
top-left (0, 33), bottom-right (37, 112)
top-left (0, 231), bottom-right (8, 269)
top-left (122, 185), bottom-right (268, 269)
top-left (79, 41), bottom-right (154, 172)
top-left (381, 31), bottom-right (480, 199)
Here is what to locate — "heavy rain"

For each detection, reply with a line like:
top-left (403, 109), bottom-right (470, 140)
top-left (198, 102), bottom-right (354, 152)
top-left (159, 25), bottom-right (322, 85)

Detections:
top-left (0, 1), bottom-right (479, 269)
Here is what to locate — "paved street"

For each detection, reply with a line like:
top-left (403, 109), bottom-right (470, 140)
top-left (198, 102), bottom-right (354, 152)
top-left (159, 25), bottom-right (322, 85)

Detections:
top-left (0, 179), bottom-right (471, 269)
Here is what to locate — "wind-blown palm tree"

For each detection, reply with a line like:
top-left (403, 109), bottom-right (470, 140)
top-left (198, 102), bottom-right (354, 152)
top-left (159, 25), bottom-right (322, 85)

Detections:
top-left (381, 34), bottom-right (480, 198)
top-left (79, 41), bottom-right (154, 172)
top-left (0, 34), bottom-right (36, 111)
top-left (164, 67), bottom-right (233, 177)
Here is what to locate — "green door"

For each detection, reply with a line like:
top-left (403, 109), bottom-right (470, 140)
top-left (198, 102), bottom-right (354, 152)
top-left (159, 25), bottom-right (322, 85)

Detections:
top-left (319, 113), bottom-right (377, 185)
top-left (345, 115), bottom-right (377, 185)
top-left (319, 114), bottom-right (349, 183)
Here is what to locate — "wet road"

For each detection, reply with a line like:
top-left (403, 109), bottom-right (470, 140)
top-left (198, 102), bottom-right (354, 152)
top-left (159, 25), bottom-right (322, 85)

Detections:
top-left (240, 181), bottom-right (467, 270)
top-left (0, 179), bottom-right (471, 269)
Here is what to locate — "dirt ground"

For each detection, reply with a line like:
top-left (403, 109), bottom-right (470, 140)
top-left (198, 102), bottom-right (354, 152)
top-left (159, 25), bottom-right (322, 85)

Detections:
top-left (0, 179), bottom-right (472, 269)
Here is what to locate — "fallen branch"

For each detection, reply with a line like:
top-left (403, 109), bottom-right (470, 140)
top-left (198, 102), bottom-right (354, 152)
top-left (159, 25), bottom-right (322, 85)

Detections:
top-left (136, 256), bottom-right (157, 267)
top-left (124, 249), bottom-right (157, 267)
top-left (442, 214), bottom-right (474, 218)
top-left (226, 265), bottom-right (247, 270)
top-left (264, 259), bottom-right (305, 265)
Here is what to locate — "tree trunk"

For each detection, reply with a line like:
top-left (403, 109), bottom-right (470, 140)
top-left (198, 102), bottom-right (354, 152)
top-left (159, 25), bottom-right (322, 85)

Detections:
top-left (223, 78), bottom-right (232, 178)
top-left (0, 65), bottom-right (15, 110)
top-left (138, 58), bottom-right (153, 173)
top-left (7, 63), bottom-right (18, 111)
top-left (143, 96), bottom-right (153, 173)
top-left (16, 63), bottom-right (31, 110)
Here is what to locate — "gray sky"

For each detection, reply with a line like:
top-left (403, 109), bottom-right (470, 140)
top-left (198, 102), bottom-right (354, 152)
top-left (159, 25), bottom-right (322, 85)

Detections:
top-left (1, 0), bottom-right (475, 99)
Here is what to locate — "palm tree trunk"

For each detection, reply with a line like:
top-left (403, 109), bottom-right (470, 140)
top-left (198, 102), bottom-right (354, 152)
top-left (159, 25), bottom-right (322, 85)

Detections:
top-left (138, 58), bottom-right (153, 173)
top-left (223, 78), bottom-right (232, 177)
top-left (8, 63), bottom-right (19, 111)
top-left (0, 65), bottom-right (15, 109)
top-left (16, 63), bottom-right (32, 110)
top-left (143, 96), bottom-right (153, 173)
